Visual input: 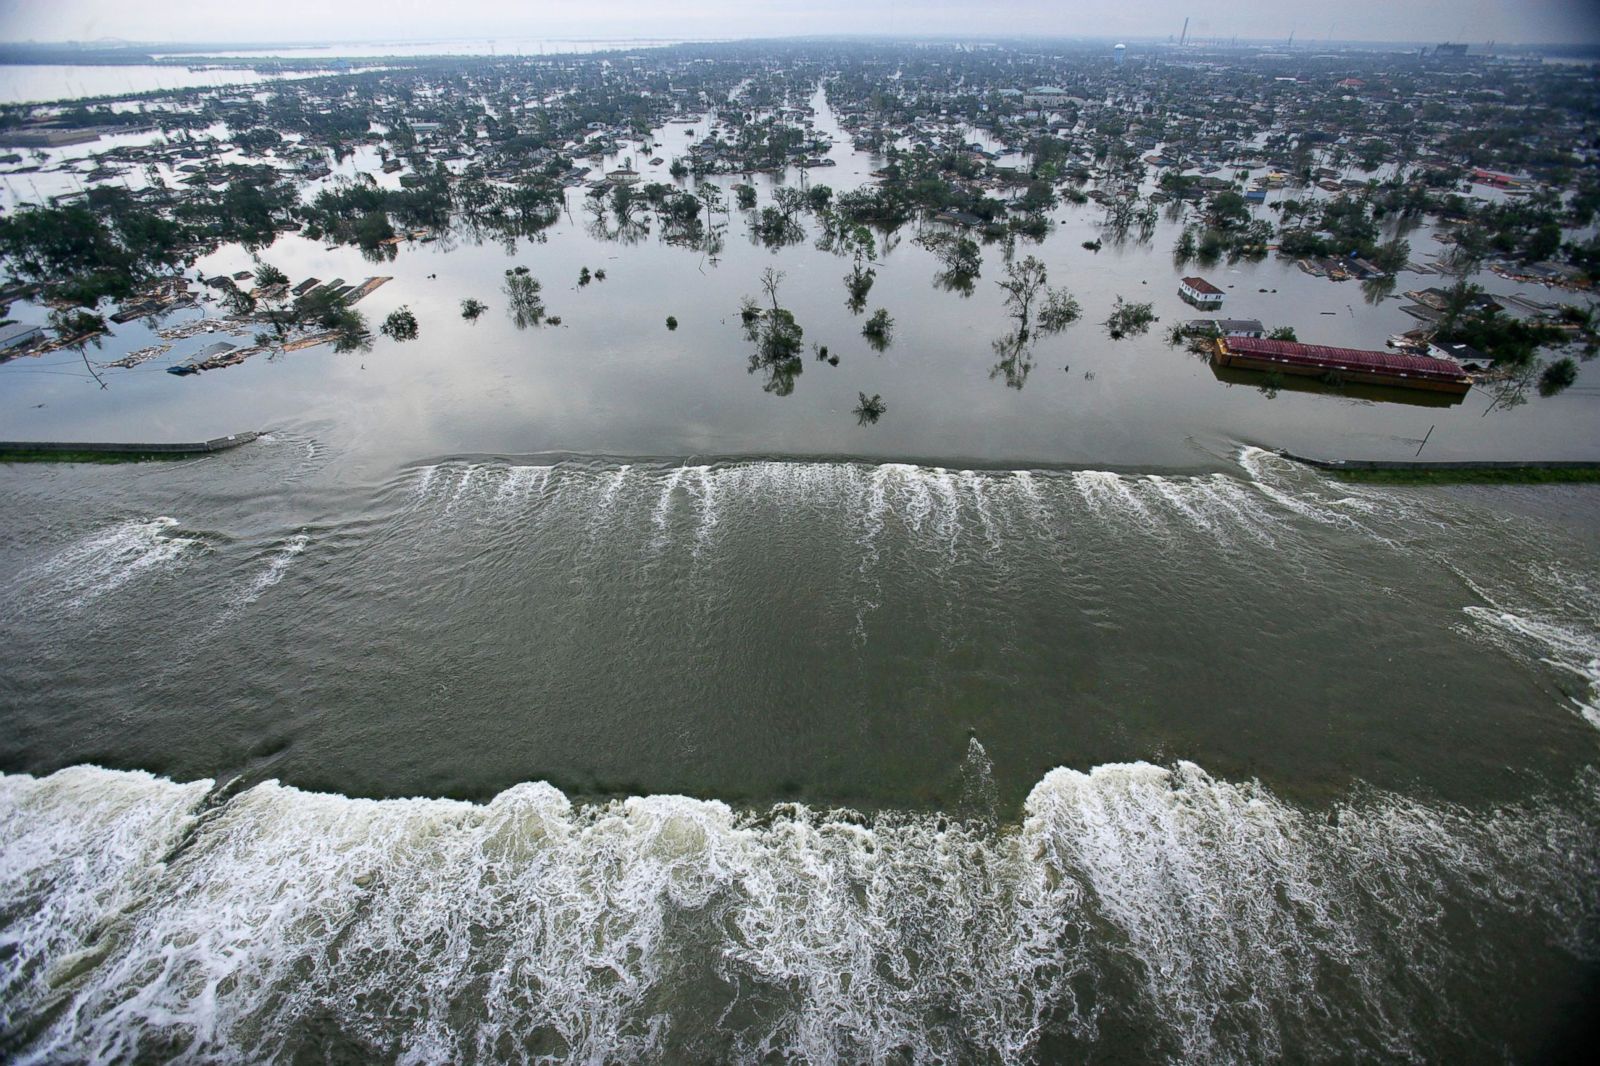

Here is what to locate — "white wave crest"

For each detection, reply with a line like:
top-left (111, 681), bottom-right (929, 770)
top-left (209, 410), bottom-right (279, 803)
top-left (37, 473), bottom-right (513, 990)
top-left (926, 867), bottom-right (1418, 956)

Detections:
top-left (19, 517), bottom-right (199, 610)
top-left (234, 533), bottom-right (310, 608)
top-left (2, 762), bottom-right (1594, 1063)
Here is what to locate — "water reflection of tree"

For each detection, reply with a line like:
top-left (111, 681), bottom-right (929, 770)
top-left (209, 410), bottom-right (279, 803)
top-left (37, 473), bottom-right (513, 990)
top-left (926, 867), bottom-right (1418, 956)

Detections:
top-left (1100, 185), bottom-right (1159, 245)
top-left (452, 215), bottom-right (552, 257)
top-left (989, 329), bottom-right (1033, 389)
top-left (664, 217), bottom-right (726, 261)
top-left (750, 209), bottom-right (806, 249)
top-left (817, 217), bottom-right (878, 312)
top-left (49, 308), bottom-right (108, 388)
top-left (1481, 364), bottom-right (1539, 416)
top-left (752, 187), bottom-right (810, 249)
top-left (1361, 275), bottom-right (1395, 306)
top-left (584, 199), bottom-right (650, 245)
top-left (357, 240), bottom-right (398, 264)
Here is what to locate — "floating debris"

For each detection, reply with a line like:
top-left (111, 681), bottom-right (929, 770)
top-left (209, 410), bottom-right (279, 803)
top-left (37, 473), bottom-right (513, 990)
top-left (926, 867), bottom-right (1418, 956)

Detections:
top-left (101, 344), bottom-right (172, 370)
top-left (344, 277), bottom-right (393, 304)
top-left (156, 317), bottom-right (252, 341)
top-left (281, 331), bottom-right (343, 352)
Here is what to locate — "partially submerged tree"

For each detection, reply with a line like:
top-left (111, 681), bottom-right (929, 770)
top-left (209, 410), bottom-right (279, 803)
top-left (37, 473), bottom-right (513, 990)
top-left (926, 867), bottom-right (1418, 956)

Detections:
top-left (461, 298), bottom-right (487, 322)
top-left (862, 308), bottom-right (894, 350)
top-left (997, 256), bottom-right (1048, 331)
top-left (997, 256), bottom-right (1079, 341)
top-left (219, 279), bottom-right (258, 319)
top-left (854, 392), bottom-right (887, 424)
top-left (1037, 289), bottom-right (1082, 334)
top-left (742, 270), bottom-right (805, 396)
top-left (381, 306), bottom-right (419, 341)
top-left (1105, 297), bottom-right (1158, 340)
top-left (759, 267), bottom-right (785, 315)
top-left (919, 231), bottom-right (982, 288)
top-left (503, 266), bottom-right (546, 328)
top-left (253, 260), bottom-right (288, 290)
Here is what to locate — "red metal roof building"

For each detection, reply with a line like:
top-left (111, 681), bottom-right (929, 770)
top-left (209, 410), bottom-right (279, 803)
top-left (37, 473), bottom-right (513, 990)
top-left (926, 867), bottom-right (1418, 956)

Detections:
top-left (1216, 336), bottom-right (1472, 395)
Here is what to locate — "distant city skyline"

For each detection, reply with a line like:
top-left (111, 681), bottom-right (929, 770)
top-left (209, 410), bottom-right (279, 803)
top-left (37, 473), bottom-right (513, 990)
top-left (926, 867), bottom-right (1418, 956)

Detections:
top-left (1, 0), bottom-right (1597, 48)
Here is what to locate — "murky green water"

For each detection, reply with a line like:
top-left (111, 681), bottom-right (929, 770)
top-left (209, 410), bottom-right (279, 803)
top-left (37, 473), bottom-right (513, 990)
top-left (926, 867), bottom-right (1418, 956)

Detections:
top-left (2, 440), bottom-right (1597, 1061)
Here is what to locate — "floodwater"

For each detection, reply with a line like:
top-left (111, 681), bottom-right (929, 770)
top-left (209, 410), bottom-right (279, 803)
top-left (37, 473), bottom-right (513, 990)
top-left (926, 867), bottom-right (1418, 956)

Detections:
top-left (161, 38), bottom-right (715, 60)
top-left (0, 65), bottom-right (329, 105)
top-left (3, 88), bottom-right (1596, 471)
top-left (2, 78), bottom-right (1599, 1064)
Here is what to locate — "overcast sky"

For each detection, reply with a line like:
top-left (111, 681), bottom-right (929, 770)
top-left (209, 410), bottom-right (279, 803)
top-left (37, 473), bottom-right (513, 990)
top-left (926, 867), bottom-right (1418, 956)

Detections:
top-left (1, 0), bottom-right (1596, 47)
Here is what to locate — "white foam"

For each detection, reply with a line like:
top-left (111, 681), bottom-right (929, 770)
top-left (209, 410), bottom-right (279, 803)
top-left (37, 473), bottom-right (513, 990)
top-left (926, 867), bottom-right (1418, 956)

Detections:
top-left (688, 467), bottom-right (720, 557)
top-left (395, 458), bottom-right (1440, 566)
top-left (445, 465), bottom-right (480, 514)
top-left (1071, 470), bottom-right (1163, 536)
top-left (2, 762), bottom-right (1593, 1063)
top-left (19, 517), bottom-right (199, 610)
top-left (494, 465), bottom-right (554, 505)
top-left (0, 767), bottom-right (212, 1038)
top-left (235, 533), bottom-right (309, 607)
top-left (649, 466), bottom-right (689, 549)
top-left (1464, 606), bottom-right (1600, 730)
top-left (1237, 446), bottom-right (1396, 544)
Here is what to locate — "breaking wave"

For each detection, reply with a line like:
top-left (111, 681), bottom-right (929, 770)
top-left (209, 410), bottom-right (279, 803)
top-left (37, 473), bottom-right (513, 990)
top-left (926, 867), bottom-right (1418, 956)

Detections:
top-left (1461, 564), bottom-right (1600, 731)
top-left (234, 532), bottom-right (310, 607)
top-left (2, 759), bottom-right (1595, 1063)
top-left (8, 517), bottom-right (199, 611)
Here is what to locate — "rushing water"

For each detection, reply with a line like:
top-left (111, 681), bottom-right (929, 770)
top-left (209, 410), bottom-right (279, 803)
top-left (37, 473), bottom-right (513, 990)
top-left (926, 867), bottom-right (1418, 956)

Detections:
top-left (1, 443), bottom-right (1598, 1061)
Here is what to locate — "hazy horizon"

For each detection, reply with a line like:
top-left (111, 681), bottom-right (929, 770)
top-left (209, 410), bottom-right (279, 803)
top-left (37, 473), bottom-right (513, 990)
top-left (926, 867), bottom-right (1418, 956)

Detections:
top-left (1, 0), bottom-right (1598, 49)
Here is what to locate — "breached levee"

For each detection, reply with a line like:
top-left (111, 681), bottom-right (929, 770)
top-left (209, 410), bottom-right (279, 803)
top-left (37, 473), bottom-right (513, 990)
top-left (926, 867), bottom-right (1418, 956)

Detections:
top-left (2, 760), bottom-right (1595, 1063)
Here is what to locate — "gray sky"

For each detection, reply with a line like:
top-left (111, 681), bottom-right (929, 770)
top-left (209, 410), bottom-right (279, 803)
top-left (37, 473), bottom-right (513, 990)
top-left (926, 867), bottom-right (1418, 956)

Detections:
top-left (1, 0), bottom-right (1596, 46)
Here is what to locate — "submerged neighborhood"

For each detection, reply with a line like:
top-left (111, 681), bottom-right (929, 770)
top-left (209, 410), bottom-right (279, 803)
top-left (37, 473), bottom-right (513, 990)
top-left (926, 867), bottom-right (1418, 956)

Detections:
top-left (0, 35), bottom-right (1595, 425)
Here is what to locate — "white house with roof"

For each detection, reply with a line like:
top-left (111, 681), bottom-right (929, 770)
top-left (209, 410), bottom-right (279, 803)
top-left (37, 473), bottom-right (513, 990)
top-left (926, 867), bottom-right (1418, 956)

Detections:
top-left (1179, 276), bottom-right (1225, 309)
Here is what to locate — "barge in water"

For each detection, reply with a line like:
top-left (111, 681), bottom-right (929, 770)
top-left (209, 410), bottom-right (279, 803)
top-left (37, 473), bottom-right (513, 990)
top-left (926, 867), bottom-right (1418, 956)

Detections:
top-left (1213, 336), bottom-right (1472, 396)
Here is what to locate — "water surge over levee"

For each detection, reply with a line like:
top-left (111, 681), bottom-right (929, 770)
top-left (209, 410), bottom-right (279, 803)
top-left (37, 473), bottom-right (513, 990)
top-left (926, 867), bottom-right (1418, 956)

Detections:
top-left (3, 517), bottom-right (200, 612)
top-left (1, 759), bottom-right (1596, 1063)
top-left (385, 451), bottom-right (1600, 733)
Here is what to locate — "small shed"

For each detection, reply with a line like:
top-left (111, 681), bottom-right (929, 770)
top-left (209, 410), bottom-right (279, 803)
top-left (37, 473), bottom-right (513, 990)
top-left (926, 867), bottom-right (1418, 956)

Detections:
top-left (0, 322), bottom-right (43, 351)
